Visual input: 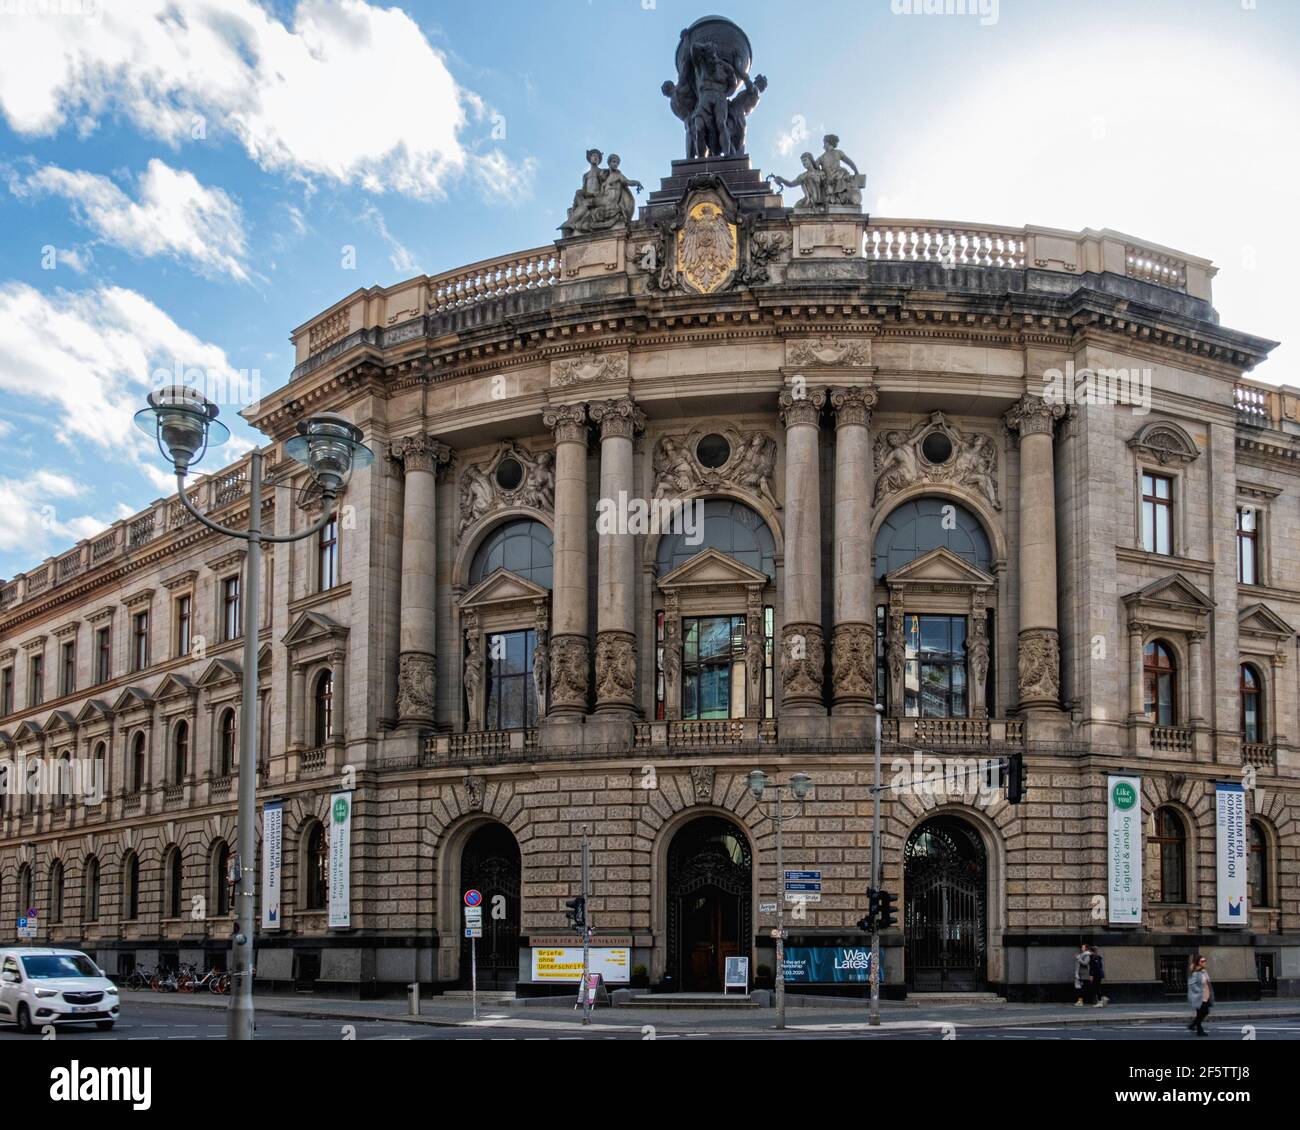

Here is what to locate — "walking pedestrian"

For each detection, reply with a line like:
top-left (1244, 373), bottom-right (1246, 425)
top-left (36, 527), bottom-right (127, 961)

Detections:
top-left (1073, 941), bottom-right (1092, 1005)
top-left (1089, 945), bottom-right (1107, 1007)
top-left (1187, 956), bottom-right (1213, 1036)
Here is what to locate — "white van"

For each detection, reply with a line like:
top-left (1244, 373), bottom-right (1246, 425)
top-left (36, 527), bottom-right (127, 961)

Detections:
top-left (0, 948), bottom-right (120, 1032)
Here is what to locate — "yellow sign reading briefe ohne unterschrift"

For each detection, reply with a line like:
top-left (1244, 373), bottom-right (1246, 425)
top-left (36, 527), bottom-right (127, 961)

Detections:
top-left (530, 947), bottom-right (631, 983)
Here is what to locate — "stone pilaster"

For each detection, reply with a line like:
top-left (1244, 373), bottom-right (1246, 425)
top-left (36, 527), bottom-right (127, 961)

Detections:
top-left (542, 403), bottom-right (590, 717)
top-left (390, 434), bottom-right (451, 728)
top-left (830, 385), bottom-right (878, 713)
top-left (778, 386), bottom-right (826, 713)
top-left (590, 398), bottom-right (645, 713)
top-left (1188, 630), bottom-right (1207, 727)
top-left (1127, 620), bottom-right (1148, 722)
top-left (1004, 394), bottom-right (1065, 710)
top-left (968, 589), bottom-right (990, 720)
top-left (290, 663), bottom-right (307, 750)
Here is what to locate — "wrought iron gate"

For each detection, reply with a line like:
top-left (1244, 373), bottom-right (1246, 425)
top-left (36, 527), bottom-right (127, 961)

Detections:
top-left (904, 817), bottom-right (987, 992)
top-left (666, 816), bottom-right (752, 991)
top-left (459, 824), bottom-right (521, 989)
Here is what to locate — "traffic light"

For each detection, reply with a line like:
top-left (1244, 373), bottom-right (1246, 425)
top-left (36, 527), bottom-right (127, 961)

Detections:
top-left (877, 890), bottom-right (898, 930)
top-left (856, 888), bottom-right (880, 932)
top-left (1006, 753), bottom-right (1027, 804)
top-left (564, 895), bottom-right (586, 932)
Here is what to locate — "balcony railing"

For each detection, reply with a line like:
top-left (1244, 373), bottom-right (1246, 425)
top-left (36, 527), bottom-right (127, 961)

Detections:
top-left (1151, 726), bottom-right (1194, 753)
top-left (1242, 742), bottom-right (1274, 769)
top-left (299, 747), bottom-right (327, 772)
top-left (210, 775), bottom-right (233, 798)
top-left (881, 717), bottom-right (1024, 747)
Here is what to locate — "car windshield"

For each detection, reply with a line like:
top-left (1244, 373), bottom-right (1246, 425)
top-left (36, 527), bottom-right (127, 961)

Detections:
top-left (20, 954), bottom-right (100, 979)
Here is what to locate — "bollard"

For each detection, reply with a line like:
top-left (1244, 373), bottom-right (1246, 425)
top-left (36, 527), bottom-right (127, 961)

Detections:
top-left (407, 982), bottom-right (420, 1016)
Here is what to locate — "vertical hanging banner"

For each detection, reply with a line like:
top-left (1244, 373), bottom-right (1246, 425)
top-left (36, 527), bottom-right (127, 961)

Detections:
top-left (328, 791), bottom-right (353, 928)
top-left (1107, 775), bottom-right (1142, 924)
top-left (262, 802), bottom-right (283, 931)
top-left (1216, 782), bottom-right (1248, 926)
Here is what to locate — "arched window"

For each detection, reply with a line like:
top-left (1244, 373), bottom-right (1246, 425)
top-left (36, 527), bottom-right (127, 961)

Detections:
top-left (92, 741), bottom-right (106, 792)
top-left (131, 732), bottom-right (147, 793)
top-left (219, 709), bottom-right (236, 776)
top-left (172, 720), bottom-right (189, 783)
top-left (212, 841), bottom-right (231, 917)
top-left (304, 822), bottom-right (328, 910)
top-left (873, 496), bottom-right (992, 581)
top-left (50, 860), bottom-right (65, 923)
top-left (18, 864), bottom-right (33, 914)
top-left (83, 856), bottom-right (100, 923)
top-left (314, 672), bottom-right (334, 746)
top-left (470, 519), bottom-right (554, 588)
top-left (656, 499), bottom-right (776, 579)
top-left (1240, 664), bottom-right (1263, 743)
top-left (164, 847), bottom-right (183, 919)
top-left (1249, 820), bottom-right (1270, 908)
top-left (123, 852), bottom-right (140, 921)
top-left (53, 750), bottom-right (72, 811)
top-left (1152, 807), bottom-right (1187, 904)
top-left (1143, 641), bottom-right (1178, 726)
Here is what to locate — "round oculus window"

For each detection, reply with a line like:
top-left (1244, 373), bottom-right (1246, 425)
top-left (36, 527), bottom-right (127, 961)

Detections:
top-left (696, 433), bottom-right (731, 469)
top-left (920, 431), bottom-right (954, 465)
top-left (495, 457), bottom-right (524, 491)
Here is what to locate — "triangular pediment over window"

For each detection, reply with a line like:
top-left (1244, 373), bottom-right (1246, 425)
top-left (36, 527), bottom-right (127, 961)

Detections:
top-left (885, 546), bottom-right (996, 591)
top-left (13, 719), bottom-right (43, 742)
top-left (657, 548), bottom-right (770, 594)
top-left (1238, 602), bottom-right (1294, 642)
top-left (41, 709), bottom-right (78, 737)
top-left (282, 610), bottom-right (348, 648)
top-left (153, 673), bottom-right (196, 701)
top-left (1124, 573), bottom-right (1215, 615)
top-left (460, 568), bottom-right (551, 612)
top-left (110, 686), bottom-right (154, 713)
top-left (75, 699), bottom-right (112, 725)
top-left (196, 659), bottom-right (242, 688)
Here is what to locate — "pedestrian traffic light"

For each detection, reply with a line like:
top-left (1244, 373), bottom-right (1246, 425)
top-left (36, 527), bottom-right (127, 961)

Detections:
top-left (564, 895), bottom-right (586, 931)
top-left (857, 888), bottom-right (880, 932)
top-left (1006, 752), bottom-right (1027, 804)
top-left (877, 890), bottom-right (898, 930)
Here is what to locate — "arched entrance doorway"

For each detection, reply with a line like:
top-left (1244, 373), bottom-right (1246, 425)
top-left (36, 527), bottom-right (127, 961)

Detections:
top-left (666, 815), bottom-right (752, 991)
top-left (904, 815), bottom-right (987, 991)
top-left (458, 823), bottom-right (521, 989)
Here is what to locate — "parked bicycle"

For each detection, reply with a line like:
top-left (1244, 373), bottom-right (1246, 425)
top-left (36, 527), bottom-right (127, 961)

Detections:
top-left (124, 962), bottom-right (155, 991)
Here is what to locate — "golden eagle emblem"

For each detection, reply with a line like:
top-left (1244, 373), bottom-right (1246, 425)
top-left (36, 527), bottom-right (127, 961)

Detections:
top-left (676, 201), bottom-right (737, 293)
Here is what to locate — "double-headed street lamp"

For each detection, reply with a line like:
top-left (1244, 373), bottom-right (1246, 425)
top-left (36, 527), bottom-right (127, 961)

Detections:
top-left (136, 386), bottom-right (373, 1040)
top-left (747, 769), bottom-right (813, 1030)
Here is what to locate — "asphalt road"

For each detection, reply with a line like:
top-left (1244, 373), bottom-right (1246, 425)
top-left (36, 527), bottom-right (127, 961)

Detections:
top-left (5, 1003), bottom-right (1300, 1040)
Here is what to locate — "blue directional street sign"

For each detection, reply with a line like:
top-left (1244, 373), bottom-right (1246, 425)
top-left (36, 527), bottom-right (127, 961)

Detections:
top-left (784, 870), bottom-right (821, 882)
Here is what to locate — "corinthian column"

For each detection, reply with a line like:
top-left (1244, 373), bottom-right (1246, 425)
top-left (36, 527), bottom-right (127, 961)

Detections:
top-left (590, 398), bottom-right (645, 714)
top-left (1004, 395), bottom-right (1065, 711)
top-left (778, 387), bottom-right (827, 714)
top-left (541, 403), bottom-right (590, 717)
top-left (389, 434), bottom-right (452, 728)
top-left (830, 385), bottom-right (878, 714)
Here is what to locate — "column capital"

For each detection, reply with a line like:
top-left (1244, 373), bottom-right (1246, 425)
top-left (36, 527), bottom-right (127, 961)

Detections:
top-left (778, 387), bottom-right (826, 428)
top-left (542, 402), bottom-right (589, 444)
top-left (1127, 618), bottom-right (1150, 637)
top-left (589, 397), bottom-right (646, 442)
top-left (1004, 394), bottom-right (1066, 438)
top-left (830, 385), bottom-right (878, 429)
top-left (389, 433), bottom-right (452, 475)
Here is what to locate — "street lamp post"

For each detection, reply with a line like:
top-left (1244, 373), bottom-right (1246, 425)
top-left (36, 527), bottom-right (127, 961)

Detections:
top-left (747, 769), bottom-right (813, 1030)
top-left (136, 387), bottom-right (372, 1040)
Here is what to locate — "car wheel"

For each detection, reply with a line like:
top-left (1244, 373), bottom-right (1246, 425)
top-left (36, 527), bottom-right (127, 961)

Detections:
top-left (95, 1020), bottom-right (115, 1031)
top-left (16, 1004), bottom-right (34, 1034)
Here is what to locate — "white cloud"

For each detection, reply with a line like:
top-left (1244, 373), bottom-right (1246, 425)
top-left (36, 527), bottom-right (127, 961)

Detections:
top-left (359, 203), bottom-right (416, 274)
top-left (0, 469), bottom-right (103, 557)
top-left (0, 0), bottom-right (483, 199)
top-left (0, 282), bottom-right (238, 454)
top-left (11, 160), bottom-right (249, 281)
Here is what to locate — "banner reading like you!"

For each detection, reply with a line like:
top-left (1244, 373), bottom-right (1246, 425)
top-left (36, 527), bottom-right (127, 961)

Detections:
top-left (1107, 775), bottom-right (1142, 924)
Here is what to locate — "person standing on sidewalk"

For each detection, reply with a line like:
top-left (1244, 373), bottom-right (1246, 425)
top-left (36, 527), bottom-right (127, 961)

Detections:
top-left (1187, 956), bottom-right (1213, 1036)
top-left (1073, 942), bottom-right (1092, 1005)
top-left (1089, 945), bottom-right (1107, 1007)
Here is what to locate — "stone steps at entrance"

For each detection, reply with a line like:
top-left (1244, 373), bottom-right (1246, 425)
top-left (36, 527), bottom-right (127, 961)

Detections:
top-left (442, 990), bottom-right (518, 1003)
top-left (616, 993), bottom-right (763, 1009)
top-left (907, 992), bottom-right (1005, 1004)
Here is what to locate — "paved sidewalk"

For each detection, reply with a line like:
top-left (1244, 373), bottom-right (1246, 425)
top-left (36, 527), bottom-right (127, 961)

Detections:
top-left (123, 990), bottom-right (1300, 1033)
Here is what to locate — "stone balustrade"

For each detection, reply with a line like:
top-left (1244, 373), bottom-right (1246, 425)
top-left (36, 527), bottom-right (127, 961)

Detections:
top-left (1243, 742), bottom-right (1275, 769)
top-left (1151, 725), bottom-right (1194, 753)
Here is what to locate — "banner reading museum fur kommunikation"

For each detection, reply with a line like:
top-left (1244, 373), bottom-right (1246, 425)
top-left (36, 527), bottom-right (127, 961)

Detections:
top-left (1107, 775), bottom-right (1142, 924)
top-left (262, 802), bottom-right (282, 931)
top-left (1216, 781), bottom-right (1248, 926)
top-left (328, 791), bottom-right (352, 929)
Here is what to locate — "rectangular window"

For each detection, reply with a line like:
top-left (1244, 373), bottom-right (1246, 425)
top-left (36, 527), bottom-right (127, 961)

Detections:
top-left (1, 667), bottom-right (13, 716)
top-left (28, 654), bottom-right (44, 708)
top-left (1141, 472), bottom-right (1173, 555)
top-left (175, 595), bottom-right (192, 658)
top-left (654, 611), bottom-right (665, 721)
top-left (876, 605), bottom-right (888, 714)
top-left (222, 576), bottom-right (241, 641)
top-left (132, 611), bottom-right (149, 672)
top-left (95, 627), bottom-right (111, 683)
top-left (763, 606), bottom-right (775, 721)
top-left (682, 615), bottom-right (747, 720)
top-left (1237, 506), bottom-right (1258, 585)
top-left (319, 518), bottom-right (339, 591)
top-left (60, 640), bottom-right (76, 697)
top-left (903, 614), bottom-right (968, 719)
top-left (484, 628), bottom-right (537, 730)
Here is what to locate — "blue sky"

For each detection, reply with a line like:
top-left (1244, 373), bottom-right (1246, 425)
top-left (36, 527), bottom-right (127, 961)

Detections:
top-left (1, 0), bottom-right (1297, 581)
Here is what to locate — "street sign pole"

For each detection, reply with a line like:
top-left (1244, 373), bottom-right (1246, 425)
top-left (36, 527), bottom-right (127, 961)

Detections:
top-left (775, 788), bottom-right (785, 1030)
top-left (581, 828), bottom-right (592, 1026)
top-left (870, 703), bottom-right (882, 1027)
top-left (471, 935), bottom-right (478, 1021)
